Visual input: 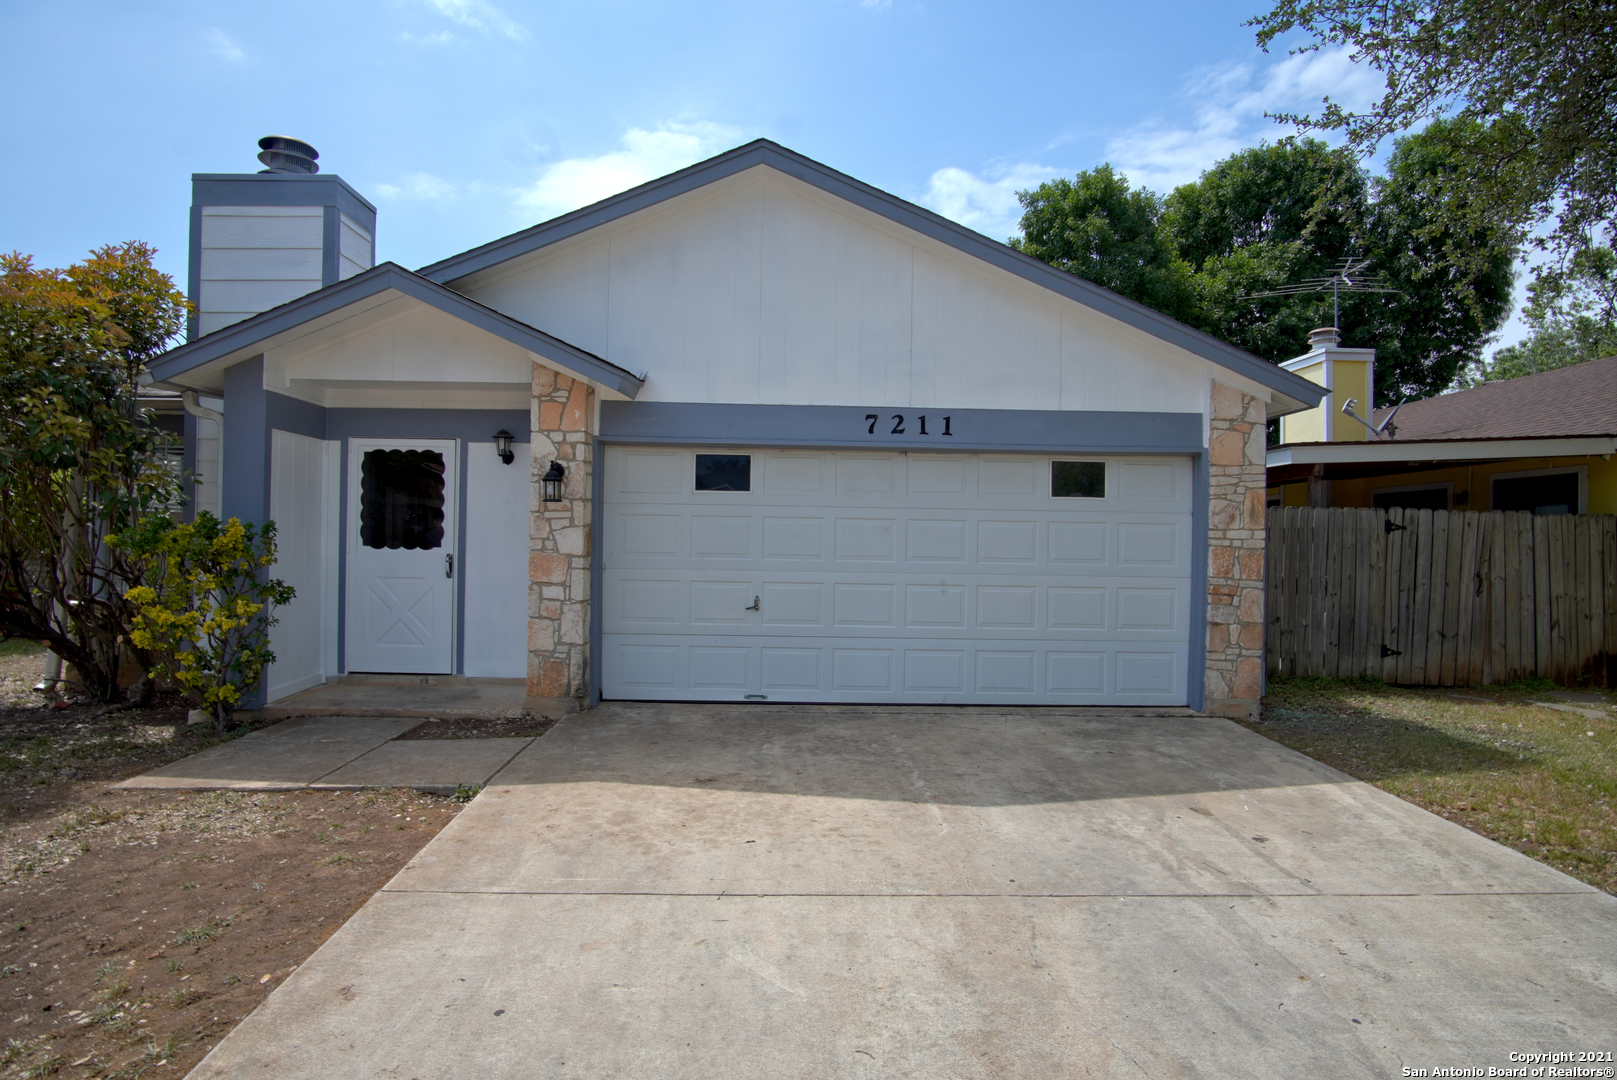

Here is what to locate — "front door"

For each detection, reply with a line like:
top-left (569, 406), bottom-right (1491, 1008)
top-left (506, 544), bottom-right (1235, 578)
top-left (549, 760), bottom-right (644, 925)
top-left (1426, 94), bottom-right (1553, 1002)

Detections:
top-left (344, 439), bottom-right (458, 673)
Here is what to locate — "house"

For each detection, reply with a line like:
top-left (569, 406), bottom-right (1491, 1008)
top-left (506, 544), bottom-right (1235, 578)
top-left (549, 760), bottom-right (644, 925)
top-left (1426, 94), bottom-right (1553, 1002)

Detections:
top-left (1266, 330), bottom-right (1617, 515)
top-left (144, 136), bottom-right (1325, 719)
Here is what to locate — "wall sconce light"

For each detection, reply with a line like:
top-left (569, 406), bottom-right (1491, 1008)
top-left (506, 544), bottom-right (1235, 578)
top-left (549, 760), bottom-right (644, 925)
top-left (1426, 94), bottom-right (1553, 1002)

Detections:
top-left (493, 429), bottom-right (515, 465)
top-left (542, 461), bottom-right (566, 502)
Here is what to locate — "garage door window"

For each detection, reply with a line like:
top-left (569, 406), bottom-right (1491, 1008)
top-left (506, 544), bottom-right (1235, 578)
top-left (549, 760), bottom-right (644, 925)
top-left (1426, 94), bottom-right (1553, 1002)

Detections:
top-left (695, 454), bottom-right (751, 492)
top-left (1052, 460), bottom-right (1105, 499)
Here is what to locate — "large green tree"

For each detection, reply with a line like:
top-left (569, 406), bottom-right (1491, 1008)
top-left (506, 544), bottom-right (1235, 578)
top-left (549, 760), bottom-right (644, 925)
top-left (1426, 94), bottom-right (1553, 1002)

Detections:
top-left (1011, 131), bottom-right (1515, 401)
top-left (1462, 243), bottom-right (1617, 383)
top-left (0, 243), bottom-right (189, 701)
top-left (1248, 0), bottom-right (1617, 283)
top-left (1011, 164), bottom-right (1197, 322)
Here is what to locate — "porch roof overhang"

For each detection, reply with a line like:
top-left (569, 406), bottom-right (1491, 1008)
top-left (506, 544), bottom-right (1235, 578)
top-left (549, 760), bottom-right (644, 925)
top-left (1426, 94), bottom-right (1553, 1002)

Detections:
top-left (1266, 435), bottom-right (1617, 485)
top-left (144, 262), bottom-right (645, 399)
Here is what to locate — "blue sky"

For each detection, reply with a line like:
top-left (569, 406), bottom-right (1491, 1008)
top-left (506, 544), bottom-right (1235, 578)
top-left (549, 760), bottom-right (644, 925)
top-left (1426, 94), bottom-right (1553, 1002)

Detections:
top-left (6, 0), bottom-right (1522, 347)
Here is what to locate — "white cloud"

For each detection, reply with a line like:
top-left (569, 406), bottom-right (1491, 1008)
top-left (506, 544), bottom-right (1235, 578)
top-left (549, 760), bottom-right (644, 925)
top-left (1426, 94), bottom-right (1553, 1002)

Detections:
top-left (420, 0), bottom-right (528, 42)
top-left (921, 162), bottom-right (1053, 241)
top-left (398, 30), bottom-right (456, 45)
top-left (1104, 46), bottom-right (1384, 191)
top-left (205, 27), bottom-right (244, 61)
top-left (375, 172), bottom-right (459, 203)
top-left (516, 122), bottom-right (749, 220)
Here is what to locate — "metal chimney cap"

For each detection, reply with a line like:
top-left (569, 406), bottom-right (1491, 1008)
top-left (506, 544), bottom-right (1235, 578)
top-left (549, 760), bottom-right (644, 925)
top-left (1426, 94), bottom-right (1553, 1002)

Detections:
top-left (257, 136), bottom-right (320, 175)
top-left (1308, 326), bottom-right (1340, 350)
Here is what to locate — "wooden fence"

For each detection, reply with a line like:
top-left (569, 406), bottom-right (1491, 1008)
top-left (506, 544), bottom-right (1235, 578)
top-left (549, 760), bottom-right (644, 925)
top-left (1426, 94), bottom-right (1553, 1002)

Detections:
top-left (1265, 507), bottom-right (1617, 686)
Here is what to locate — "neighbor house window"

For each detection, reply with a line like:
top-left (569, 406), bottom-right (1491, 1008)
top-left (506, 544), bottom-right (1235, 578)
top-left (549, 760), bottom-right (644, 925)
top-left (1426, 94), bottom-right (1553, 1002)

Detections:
top-left (1051, 460), bottom-right (1105, 498)
top-left (695, 454), bottom-right (751, 492)
top-left (1492, 468), bottom-right (1582, 515)
top-left (1372, 483), bottom-right (1451, 512)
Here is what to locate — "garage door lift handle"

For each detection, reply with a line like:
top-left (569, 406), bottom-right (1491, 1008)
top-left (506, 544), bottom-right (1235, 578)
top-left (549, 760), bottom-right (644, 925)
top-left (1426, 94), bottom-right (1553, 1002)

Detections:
top-left (747, 595), bottom-right (760, 611)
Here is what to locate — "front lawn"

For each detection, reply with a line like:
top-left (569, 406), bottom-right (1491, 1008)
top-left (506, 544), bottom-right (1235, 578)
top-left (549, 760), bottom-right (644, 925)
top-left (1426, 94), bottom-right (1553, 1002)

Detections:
top-left (1239, 676), bottom-right (1617, 894)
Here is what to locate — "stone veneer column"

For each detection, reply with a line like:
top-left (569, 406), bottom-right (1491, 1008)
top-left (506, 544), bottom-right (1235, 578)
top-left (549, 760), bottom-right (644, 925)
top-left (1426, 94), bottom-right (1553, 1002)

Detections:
top-left (526, 363), bottom-right (593, 713)
top-left (1204, 380), bottom-right (1269, 719)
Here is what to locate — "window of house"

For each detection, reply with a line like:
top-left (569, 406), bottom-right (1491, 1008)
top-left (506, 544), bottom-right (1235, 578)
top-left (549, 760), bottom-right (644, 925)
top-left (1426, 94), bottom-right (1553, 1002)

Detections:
top-left (1051, 460), bottom-right (1105, 498)
top-left (360, 449), bottom-right (446, 549)
top-left (695, 454), bottom-right (751, 492)
top-left (1371, 484), bottom-right (1451, 512)
top-left (1492, 469), bottom-right (1581, 515)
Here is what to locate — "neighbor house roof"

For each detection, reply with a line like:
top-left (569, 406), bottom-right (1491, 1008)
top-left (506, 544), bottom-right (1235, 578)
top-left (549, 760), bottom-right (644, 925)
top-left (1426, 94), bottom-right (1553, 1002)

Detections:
top-left (1372, 356), bottom-right (1617, 440)
top-left (417, 139), bottom-right (1325, 412)
top-left (147, 262), bottom-right (644, 398)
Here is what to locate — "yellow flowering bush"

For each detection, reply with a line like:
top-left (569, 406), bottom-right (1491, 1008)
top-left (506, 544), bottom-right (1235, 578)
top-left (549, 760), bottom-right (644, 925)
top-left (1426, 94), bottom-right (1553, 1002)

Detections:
top-left (117, 513), bottom-right (294, 730)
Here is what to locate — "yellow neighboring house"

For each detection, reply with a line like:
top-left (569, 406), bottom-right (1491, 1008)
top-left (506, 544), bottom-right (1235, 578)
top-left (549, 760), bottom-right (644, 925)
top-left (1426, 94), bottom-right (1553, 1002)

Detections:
top-left (1266, 332), bottom-right (1616, 515)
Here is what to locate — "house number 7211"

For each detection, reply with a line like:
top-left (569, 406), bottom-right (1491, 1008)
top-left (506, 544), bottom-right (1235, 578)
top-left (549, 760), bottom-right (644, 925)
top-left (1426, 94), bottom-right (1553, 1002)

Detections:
top-left (865, 413), bottom-right (952, 436)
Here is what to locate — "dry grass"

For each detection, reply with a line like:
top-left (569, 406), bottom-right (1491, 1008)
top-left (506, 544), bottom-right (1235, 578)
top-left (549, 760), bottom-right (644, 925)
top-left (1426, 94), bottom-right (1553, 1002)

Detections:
top-left (1240, 677), bottom-right (1617, 893)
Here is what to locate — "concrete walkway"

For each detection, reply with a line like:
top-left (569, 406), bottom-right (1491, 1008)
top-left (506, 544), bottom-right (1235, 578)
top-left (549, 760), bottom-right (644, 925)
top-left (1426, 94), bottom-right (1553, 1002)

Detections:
top-left (187, 705), bottom-right (1617, 1079)
top-left (247, 677), bottom-right (528, 721)
top-left (114, 717), bottom-right (532, 795)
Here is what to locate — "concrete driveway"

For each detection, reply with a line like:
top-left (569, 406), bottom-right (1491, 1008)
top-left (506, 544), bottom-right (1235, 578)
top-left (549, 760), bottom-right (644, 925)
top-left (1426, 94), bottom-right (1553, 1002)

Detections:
top-left (188, 705), bottom-right (1617, 1079)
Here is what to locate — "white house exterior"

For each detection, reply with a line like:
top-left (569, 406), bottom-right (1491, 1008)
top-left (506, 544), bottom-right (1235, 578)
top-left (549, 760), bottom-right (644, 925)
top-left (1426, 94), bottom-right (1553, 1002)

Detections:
top-left (147, 140), bottom-right (1322, 718)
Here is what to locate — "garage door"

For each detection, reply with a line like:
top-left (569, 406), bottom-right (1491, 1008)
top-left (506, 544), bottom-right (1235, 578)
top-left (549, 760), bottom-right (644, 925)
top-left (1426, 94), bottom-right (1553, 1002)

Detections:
top-left (600, 447), bottom-right (1193, 705)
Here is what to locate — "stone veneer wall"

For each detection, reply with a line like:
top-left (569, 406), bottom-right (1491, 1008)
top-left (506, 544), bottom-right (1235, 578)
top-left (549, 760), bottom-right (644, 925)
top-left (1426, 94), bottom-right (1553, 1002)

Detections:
top-left (1204, 381), bottom-right (1269, 719)
top-left (526, 363), bottom-right (594, 712)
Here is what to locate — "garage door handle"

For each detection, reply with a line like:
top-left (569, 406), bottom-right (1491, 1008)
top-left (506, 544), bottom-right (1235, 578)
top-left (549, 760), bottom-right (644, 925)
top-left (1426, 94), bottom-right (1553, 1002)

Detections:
top-left (746, 595), bottom-right (760, 611)
top-left (445, 553), bottom-right (454, 579)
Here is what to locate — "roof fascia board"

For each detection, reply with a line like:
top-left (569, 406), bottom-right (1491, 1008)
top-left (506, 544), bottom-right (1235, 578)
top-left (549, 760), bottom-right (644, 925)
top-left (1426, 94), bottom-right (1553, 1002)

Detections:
top-left (192, 172), bottom-right (378, 217)
top-left (418, 140), bottom-right (1324, 408)
top-left (147, 263), bottom-right (643, 398)
top-left (1267, 435), bottom-right (1617, 466)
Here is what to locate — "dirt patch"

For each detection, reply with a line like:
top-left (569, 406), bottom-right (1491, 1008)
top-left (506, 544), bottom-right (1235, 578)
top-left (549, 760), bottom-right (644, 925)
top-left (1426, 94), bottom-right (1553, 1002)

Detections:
top-left (0, 641), bottom-right (468, 1078)
top-left (0, 787), bottom-right (458, 1078)
top-left (395, 715), bottom-right (555, 740)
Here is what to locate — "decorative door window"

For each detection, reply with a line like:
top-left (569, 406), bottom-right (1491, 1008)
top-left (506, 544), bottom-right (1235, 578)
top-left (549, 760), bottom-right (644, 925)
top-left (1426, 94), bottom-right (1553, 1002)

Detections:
top-left (360, 449), bottom-right (447, 549)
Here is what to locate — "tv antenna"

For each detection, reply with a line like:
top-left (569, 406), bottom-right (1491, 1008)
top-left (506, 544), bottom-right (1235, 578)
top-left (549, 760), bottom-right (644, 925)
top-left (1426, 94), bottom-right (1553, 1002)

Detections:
top-left (1238, 256), bottom-right (1401, 328)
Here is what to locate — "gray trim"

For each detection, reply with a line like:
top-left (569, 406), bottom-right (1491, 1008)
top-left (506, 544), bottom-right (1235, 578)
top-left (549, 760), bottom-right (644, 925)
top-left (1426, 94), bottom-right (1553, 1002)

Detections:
top-left (600, 401), bottom-right (1205, 454)
top-left (420, 140), bottom-right (1324, 408)
top-left (589, 445), bottom-right (605, 709)
top-left (148, 263), bottom-right (644, 399)
top-left (1188, 451), bottom-right (1208, 712)
top-left (191, 174), bottom-right (377, 229)
top-left (186, 204), bottom-right (203, 342)
top-left (321, 206), bottom-right (341, 288)
top-left (221, 357), bottom-right (269, 526)
top-left (267, 390), bottom-right (327, 441)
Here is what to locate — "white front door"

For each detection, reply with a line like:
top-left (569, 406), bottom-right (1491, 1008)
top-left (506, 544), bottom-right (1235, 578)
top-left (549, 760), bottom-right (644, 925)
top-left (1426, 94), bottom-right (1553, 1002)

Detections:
top-left (344, 439), bottom-right (458, 674)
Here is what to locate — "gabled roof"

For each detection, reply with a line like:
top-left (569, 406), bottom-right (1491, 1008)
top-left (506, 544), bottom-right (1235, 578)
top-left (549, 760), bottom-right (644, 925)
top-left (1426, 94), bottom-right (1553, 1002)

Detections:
top-left (418, 139), bottom-right (1324, 410)
top-left (1371, 356), bottom-right (1617, 441)
top-left (147, 262), bottom-right (644, 398)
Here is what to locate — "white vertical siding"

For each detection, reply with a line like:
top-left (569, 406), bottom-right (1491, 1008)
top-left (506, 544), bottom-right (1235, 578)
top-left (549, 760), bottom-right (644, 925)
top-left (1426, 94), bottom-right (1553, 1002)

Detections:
top-left (192, 404), bottom-right (222, 519)
top-left (338, 213), bottom-right (373, 280)
top-left (458, 170), bottom-right (1219, 419)
top-left (462, 441), bottom-right (529, 678)
top-left (198, 206), bottom-right (324, 335)
top-left (267, 430), bottom-right (332, 700)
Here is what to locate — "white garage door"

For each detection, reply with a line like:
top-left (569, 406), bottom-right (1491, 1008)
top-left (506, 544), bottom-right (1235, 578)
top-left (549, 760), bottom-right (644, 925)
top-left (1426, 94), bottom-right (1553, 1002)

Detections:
top-left (600, 446), bottom-right (1193, 705)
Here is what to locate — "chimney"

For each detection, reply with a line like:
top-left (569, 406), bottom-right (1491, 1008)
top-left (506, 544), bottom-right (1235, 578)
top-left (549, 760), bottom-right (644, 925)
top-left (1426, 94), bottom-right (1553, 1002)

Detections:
top-left (1307, 326), bottom-right (1340, 350)
top-left (186, 137), bottom-right (376, 340)
top-left (1276, 326), bottom-right (1378, 445)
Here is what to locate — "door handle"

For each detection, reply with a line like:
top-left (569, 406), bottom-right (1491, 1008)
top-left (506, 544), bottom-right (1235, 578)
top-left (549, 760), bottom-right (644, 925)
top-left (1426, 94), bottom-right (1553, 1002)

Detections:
top-left (746, 595), bottom-right (760, 611)
top-left (445, 553), bottom-right (454, 579)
